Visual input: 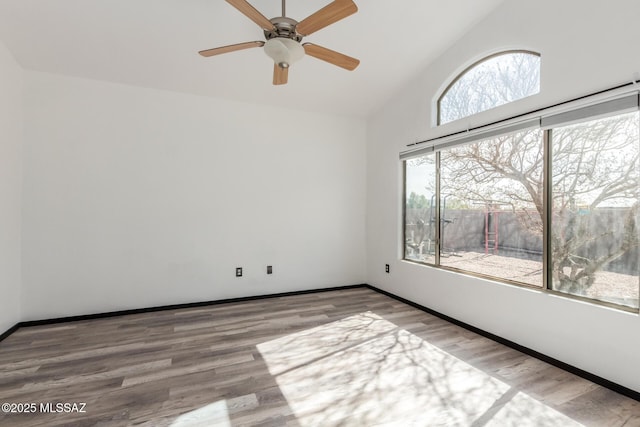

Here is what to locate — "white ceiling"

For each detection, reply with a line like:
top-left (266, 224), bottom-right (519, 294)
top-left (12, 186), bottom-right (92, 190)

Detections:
top-left (0, 0), bottom-right (504, 118)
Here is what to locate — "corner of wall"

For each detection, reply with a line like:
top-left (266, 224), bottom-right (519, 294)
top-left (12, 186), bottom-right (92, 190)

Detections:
top-left (0, 38), bottom-right (24, 334)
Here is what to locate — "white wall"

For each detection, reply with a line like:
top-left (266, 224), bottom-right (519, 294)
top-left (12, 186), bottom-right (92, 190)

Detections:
top-left (0, 40), bottom-right (23, 334)
top-left (366, 0), bottom-right (640, 392)
top-left (22, 71), bottom-right (366, 320)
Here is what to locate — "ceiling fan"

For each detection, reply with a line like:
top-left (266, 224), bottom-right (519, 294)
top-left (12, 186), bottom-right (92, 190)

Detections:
top-left (199, 0), bottom-right (360, 85)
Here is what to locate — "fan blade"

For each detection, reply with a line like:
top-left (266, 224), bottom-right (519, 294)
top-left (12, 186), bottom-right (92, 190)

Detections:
top-left (199, 41), bottom-right (264, 57)
top-left (225, 0), bottom-right (275, 31)
top-left (296, 0), bottom-right (357, 36)
top-left (273, 64), bottom-right (289, 85)
top-left (303, 43), bottom-right (360, 70)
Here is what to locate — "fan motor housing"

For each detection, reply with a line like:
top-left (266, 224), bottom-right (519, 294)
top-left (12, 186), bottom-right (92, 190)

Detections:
top-left (265, 17), bottom-right (303, 42)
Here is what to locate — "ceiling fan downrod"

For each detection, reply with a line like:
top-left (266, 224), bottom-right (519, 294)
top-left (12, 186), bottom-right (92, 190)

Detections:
top-left (282, 0), bottom-right (286, 18)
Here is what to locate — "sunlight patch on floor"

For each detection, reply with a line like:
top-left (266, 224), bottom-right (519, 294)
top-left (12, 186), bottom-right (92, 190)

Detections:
top-left (257, 312), bottom-right (584, 426)
top-left (486, 391), bottom-right (583, 426)
top-left (257, 311), bottom-right (397, 376)
top-left (170, 400), bottom-right (232, 427)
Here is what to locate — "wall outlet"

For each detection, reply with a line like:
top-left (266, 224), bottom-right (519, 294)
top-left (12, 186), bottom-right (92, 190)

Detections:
top-left (385, 264), bottom-right (390, 273)
top-left (267, 265), bottom-right (273, 274)
top-left (236, 267), bottom-right (243, 277)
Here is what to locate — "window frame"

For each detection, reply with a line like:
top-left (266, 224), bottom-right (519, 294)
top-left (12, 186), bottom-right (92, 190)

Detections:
top-left (437, 50), bottom-right (541, 126)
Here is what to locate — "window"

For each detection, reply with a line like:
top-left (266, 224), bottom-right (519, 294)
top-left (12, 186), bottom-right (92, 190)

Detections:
top-left (403, 94), bottom-right (640, 311)
top-left (404, 155), bottom-right (437, 265)
top-left (439, 129), bottom-right (544, 286)
top-left (438, 51), bottom-right (541, 125)
top-left (550, 111), bottom-right (640, 308)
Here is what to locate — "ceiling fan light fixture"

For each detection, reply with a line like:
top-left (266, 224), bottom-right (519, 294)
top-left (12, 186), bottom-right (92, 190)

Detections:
top-left (264, 37), bottom-right (304, 68)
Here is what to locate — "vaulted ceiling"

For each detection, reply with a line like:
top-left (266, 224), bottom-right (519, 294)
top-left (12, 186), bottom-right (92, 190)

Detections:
top-left (0, 0), bottom-right (504, 117)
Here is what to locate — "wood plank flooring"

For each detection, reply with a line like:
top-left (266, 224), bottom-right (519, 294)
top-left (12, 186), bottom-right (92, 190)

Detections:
top-left (0, 287), bottom-right (638, 426)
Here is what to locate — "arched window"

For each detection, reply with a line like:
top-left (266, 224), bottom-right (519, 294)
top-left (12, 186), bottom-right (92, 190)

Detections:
top-left (438, 51), bottom-right (541, 125)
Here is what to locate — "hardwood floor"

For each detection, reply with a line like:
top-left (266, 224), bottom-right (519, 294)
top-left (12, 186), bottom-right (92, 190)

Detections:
top-left (0, 287), bottom-right (638, 426)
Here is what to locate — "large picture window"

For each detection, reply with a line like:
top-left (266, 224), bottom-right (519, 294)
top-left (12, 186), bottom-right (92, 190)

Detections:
top-left (439, 129), bottom-right (544, 286)
top-left (550, 111), bottom-right (640, 308)
top-left (403, 97), bottom-right (640, 311)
